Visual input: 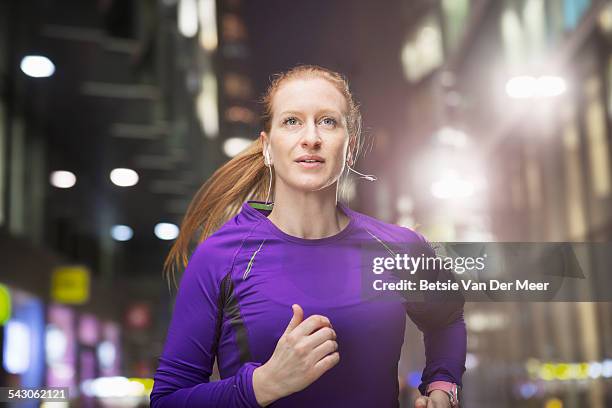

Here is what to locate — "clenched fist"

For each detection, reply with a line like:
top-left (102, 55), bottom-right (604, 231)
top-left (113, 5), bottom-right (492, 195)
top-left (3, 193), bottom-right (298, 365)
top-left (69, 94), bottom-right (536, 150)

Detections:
top-left (252, 304), bottom-right (340, 406)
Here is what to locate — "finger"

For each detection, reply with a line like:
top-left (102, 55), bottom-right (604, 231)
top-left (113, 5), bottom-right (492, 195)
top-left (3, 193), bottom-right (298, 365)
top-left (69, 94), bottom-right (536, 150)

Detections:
top-left (414, 396), bottom-right (429, 408)
top-left (283, 304), bottom-right (304, 335)
top-left (312, 351), bottom-right (340, 377)
top-left (292, 314), bottom-right (332, 338)
top-left (310, 338), bottom-right (338, 362)
top-left (302, 326), bottom-right (336, 350)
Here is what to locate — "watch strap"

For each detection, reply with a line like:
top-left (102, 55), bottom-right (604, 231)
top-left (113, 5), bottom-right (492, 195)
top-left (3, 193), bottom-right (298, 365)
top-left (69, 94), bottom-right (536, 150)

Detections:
top-left (426, 381), bottom-right (459, 407)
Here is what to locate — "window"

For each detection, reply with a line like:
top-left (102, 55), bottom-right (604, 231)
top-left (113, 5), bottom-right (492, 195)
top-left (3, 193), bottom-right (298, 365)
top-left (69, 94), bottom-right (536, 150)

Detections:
top-left (563, 0), bottom-right (591, 31)
top-left (441, 0), bottom-right (470, 53)
top-left (584, 76), bottom-right (611, 198)
top-left (500, 0), bottom-right (546, 66)
top-left (562, 110), bottom-right (587, 239)
top-left (500, 6), bottom-right (524, 66)
top-left (401, 14), bottom-right (444, 83)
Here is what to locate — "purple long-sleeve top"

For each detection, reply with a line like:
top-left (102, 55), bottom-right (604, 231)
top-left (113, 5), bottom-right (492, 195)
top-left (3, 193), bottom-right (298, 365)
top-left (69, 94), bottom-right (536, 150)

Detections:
top-left (150, 201), bottom-right (466, 407)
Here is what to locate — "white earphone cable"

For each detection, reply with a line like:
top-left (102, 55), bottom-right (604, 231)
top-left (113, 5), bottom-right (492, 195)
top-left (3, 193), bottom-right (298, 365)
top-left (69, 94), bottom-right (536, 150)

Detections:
top-left (265, 163), bottom-right (273, 204)
top-left (347, 165), bottom-right (377, 181)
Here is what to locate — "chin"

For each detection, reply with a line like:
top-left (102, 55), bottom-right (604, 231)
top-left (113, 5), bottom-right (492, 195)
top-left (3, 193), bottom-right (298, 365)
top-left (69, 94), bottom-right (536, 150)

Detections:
top-left (289, 177), bottom-right (336, 193)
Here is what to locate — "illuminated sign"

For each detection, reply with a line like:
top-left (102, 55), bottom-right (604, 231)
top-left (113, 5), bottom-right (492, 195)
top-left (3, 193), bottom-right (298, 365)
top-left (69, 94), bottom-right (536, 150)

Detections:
top-left (3, 320), bottom-right (31, 374)
top-left (51, 266), bottom-right (90, 304)
top-left (526, 358), bottom-right (612, 381)
top-left (0, 283), bottom-right (11, 325)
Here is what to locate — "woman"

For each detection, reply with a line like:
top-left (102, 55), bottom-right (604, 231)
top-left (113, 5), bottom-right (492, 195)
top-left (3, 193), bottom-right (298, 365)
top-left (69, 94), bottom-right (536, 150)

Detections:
top-left (150, 65), bottom-right (466, 408)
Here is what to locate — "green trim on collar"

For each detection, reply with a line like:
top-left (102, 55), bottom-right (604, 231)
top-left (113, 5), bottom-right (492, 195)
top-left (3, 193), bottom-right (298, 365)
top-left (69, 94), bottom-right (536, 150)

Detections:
top-left (249, 202), bottom-right (274, 211)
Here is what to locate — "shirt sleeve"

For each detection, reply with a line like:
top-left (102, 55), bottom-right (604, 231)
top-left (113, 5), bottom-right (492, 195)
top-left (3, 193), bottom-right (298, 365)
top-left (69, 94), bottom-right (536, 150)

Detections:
top-left (150, 241), bottom-right (263, 408)
top-left (403, 232), bottom-right (467, 396)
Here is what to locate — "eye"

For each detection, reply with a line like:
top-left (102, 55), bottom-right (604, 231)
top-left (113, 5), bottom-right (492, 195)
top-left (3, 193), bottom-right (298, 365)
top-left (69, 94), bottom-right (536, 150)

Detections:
top-left (320, 117), bottom-right (337, 127)
top-left (282, 116), bottom-right (299, 126)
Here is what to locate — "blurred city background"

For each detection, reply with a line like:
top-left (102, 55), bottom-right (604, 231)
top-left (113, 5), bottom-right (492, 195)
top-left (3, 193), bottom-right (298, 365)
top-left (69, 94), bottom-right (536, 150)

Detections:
top-left (1, 0), bottom-right (611, 407)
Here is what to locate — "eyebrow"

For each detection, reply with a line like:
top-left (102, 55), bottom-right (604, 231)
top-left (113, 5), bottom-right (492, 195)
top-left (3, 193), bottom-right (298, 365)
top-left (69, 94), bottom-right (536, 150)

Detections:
top-left (278, 109), bottom-right (342, 117)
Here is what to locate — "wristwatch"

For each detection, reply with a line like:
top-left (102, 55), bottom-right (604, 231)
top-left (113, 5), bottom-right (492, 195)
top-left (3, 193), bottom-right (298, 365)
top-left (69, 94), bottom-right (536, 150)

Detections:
top-left (425, 381), bottom-right (460, 407)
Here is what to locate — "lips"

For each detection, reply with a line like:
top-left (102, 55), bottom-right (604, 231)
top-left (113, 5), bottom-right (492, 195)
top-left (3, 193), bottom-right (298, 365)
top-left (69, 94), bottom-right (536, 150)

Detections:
top-left (295, 154), bottom-right (325, 169)
top-left (295, 155), bottom-right (325, 163)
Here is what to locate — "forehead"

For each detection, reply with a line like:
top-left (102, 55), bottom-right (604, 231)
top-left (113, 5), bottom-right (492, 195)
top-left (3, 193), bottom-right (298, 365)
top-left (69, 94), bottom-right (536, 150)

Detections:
top-left (272, 77), bottom-right (347, 115)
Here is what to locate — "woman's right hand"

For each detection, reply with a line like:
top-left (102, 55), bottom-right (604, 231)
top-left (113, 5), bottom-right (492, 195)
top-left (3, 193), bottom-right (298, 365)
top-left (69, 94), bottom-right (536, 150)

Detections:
top-left (252, 304), bottom-right (340, 407)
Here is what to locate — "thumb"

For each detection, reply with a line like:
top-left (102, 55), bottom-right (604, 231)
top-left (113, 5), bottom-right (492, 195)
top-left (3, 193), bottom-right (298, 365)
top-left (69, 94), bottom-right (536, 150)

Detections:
top-left (284, 304), bottom-right (303, 335)
top-left (414, 396), bottom-right (430, 408)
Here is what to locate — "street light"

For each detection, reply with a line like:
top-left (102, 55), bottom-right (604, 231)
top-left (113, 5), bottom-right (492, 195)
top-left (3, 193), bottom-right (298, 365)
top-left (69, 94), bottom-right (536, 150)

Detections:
top-left (20, 55), bottom-right (55, 78)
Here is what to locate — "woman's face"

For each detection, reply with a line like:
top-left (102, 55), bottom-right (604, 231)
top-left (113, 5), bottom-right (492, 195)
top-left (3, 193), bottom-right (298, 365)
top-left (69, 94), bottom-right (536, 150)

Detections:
top-left (262, 77), bottom-right (351, 195)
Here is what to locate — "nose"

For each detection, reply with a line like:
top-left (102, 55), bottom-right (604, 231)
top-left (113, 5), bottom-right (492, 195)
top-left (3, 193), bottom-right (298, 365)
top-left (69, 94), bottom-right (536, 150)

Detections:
top-left (300, 122), bottom-right (322, 150)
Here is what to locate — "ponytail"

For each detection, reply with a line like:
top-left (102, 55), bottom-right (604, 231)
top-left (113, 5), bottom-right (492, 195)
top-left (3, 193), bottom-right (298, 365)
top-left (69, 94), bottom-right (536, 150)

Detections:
top-left (163, 137), bottom-right (272, 288)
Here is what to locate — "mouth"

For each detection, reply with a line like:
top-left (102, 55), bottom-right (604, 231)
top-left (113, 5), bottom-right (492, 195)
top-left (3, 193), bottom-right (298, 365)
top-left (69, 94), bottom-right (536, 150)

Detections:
top-left (295, 155), bottom-right (325, 168)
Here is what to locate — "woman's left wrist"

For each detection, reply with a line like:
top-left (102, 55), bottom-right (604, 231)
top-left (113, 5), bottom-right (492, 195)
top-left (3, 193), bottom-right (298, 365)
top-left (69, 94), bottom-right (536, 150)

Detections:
top-left (427, 390), bottom-right (453, 407)
top-left (426, 381), bottom-right (459, 407)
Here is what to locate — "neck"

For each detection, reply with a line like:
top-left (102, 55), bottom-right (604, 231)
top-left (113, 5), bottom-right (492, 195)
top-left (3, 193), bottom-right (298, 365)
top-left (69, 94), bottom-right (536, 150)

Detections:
top-left (267, 183), bottom-right (350, 239)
